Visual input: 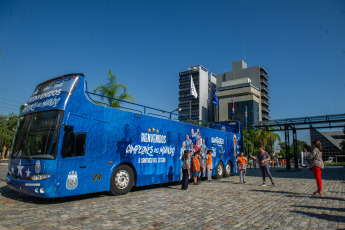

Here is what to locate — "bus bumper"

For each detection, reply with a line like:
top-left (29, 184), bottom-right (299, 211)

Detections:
top-left (6, 173), bottom-right (57, 198)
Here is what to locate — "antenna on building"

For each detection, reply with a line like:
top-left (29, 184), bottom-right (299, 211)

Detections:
top-left (243, 35), bottom-right (246, 61)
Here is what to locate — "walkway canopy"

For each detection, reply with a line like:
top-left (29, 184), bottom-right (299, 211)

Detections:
top-left (254, 113), bottom-right (345, 170)
top-left (255, 113), bottom-right (345, 131)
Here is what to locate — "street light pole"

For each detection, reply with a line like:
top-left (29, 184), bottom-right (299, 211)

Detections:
top-left (169, 107), bottom-right (182, 120)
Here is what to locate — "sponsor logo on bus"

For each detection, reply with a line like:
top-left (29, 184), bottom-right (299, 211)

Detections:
top-left (211, 137), bottom-right (224, 145)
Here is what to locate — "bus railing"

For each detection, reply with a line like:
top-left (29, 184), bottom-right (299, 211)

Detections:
top-left (84, 81), bottom-right (214, 128)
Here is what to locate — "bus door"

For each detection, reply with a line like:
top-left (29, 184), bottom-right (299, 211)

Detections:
top-left (57, 112), bottom-right (88, 196)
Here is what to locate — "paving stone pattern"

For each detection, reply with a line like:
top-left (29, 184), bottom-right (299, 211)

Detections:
top-left (0, 166), bottom-right (344, 230)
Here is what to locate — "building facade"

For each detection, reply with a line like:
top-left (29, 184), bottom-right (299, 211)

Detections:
top-left (178, 65), bottom-right (217, 122)
top-left (216, 60), bottom-right (270, 128)
top-left (310, 129), bottom-right (345, 162)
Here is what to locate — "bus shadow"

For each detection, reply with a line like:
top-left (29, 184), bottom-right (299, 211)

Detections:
top-left (0, 181), bottom-right (184, 204)
top-left (0, 185), bottom-right (109, 205)
top-left (131, 181), bottom-right (181, 192)
top-left (0, 180), bottom-right (194, 204)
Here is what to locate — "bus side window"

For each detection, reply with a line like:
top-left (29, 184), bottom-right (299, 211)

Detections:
top-left (62, 127), bottom-right (87, 158)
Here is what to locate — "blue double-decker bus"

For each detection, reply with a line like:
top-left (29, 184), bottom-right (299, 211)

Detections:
top-left (6, 73), bottom-right (243, 198)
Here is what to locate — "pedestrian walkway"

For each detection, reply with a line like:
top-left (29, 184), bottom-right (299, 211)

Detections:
top-left (0, 166), bottom-right (344, 229)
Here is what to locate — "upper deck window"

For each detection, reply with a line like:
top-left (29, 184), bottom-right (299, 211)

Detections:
top-left (28, 77), bottom-right (79, 104)
top-left (22, 76), bottom-right (80, 115)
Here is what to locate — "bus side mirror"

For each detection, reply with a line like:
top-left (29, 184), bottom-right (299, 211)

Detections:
top-left (64, 125), bottom-right (74, 132)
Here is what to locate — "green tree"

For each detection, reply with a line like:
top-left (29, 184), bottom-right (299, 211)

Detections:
top-left (254, 129), bottom-right (281, 156)
top-left (93, 70), bottom-right (134, 108)
top-left (278, 140), bottom-right (310, 159)
top-left (0, 113), bottom-right (19, 156)
top-left (278, 142), bottom-right (286, 158)
top-left (243, 129), bottom-right (254, 155)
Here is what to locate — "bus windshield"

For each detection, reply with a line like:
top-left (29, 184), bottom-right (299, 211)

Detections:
top-left (12, 110), bottom-right (63, 159)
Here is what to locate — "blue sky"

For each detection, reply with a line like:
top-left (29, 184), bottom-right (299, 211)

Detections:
top-left (0, 0), bottom-right (344, 143)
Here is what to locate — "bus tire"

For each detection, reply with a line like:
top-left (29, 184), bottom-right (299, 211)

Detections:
top-left (109, 165), bottom-right (134, 195)
top-left (216, 162), bottom-right (224, 179)
top-left (224, 161), bottom-right (232, 177)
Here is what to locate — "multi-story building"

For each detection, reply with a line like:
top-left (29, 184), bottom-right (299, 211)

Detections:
top-left (178, 65), bottom-right (217, 122)
top-left (216, 60), bottom-right (270, 128)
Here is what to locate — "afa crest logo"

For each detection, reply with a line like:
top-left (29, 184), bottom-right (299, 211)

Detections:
top-left (35, 160), bottom-right (41, 173)
top-left (66, 171), bottom-right (78, 190)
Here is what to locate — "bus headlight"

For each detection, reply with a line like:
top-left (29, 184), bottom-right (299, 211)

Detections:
top-left (31, 174), bottom-right (51, 181)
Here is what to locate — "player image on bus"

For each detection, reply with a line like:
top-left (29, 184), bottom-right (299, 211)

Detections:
top-left (6, 73), bottom-right (243, 198)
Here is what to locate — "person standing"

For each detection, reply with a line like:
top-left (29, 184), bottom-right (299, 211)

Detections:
top-left (179, 141), bottom-right (187, 181)
top-left (189, 142), bottom-right (195, 179)
top-left (206, 149), bottom-right (213, 181)
top-left (250, 147), bottom-right (276, 186)
top-left (192, 152), bottom-right (201, 185)
top-left (196, 150), bottom-right (204, 184)
top-left (307, 140), bottom-right (325, 196)
top-left (181, 150), bottom-right (190, 190)
top-left (236, 152), bottom-right (247, 183)
top-left (180, 141), bottom-right (186, 160)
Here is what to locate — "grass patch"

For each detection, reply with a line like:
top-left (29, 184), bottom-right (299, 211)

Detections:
top-left (324, 162), bottom-right (345, 165)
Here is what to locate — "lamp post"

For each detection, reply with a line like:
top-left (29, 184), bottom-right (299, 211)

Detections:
top-left (169, 108), bottom-right (182, 120)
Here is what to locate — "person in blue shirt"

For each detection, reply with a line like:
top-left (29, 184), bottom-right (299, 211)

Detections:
top-left (191, 128), bottom-right (200, 143)
top-left (185, 133), bottom-right (192, 151)
top-left (180, 141), bottom-right (186, 160)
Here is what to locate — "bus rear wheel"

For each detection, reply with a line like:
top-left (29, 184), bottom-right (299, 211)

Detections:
top-left (224, 161), bottom-right (232, 177)
top-left (216, 162), bottom-right (224, 179)
top-left (109, 165), bottom-right (134, 195)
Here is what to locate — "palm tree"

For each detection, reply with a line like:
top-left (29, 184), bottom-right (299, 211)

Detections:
top-left (93, 70), bottom-right (134, 108)
top-left (255, 129), bottom-right (281, 151)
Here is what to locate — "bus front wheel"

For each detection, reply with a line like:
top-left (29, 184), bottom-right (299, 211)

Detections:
top-left (109, 165), bottom-right (134, 195)
top-left (216, 162), bottom-right (224, 179)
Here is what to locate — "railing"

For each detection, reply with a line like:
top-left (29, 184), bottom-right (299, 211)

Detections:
top-left (262, 114), bottom-right (271, 120)
top-left (260, 79), bottom-right (269, 87)
top-left (84, 81), bottom-right (213, 127)
top-left (261, 85), bottom-right (269, 93)
top-left (260, 71), bottom-right (269, 80)
top-left (179, 75), bottom-right (199, 81)
top-left (262, 99), bottom-right (270, 107)
top-left (261, 92), bottom-right (270, 100)
top-left (262, 107), bottom-right (270, 114)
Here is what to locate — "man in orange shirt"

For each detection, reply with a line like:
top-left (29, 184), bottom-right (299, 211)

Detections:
top-left (236, 152), bottom-right (247, 183)
top-left (192, 152), bottom-right (201, 185)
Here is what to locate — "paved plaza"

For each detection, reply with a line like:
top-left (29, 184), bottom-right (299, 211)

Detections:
top-left (0, 163), bottom-right (344, 230)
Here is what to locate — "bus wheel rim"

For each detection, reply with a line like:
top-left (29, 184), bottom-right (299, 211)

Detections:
top-left (226, 164), bottom-right (231, 174)
top-left (115, 170), bottom-right (130, 189)
top-left (218, 165), bottom-right (222, 175)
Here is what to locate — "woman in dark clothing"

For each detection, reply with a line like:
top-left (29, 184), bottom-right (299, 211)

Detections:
top-left (250, 146), bottom-right (276, 186)
top-left (181, 150), bottom-right (190, 190)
